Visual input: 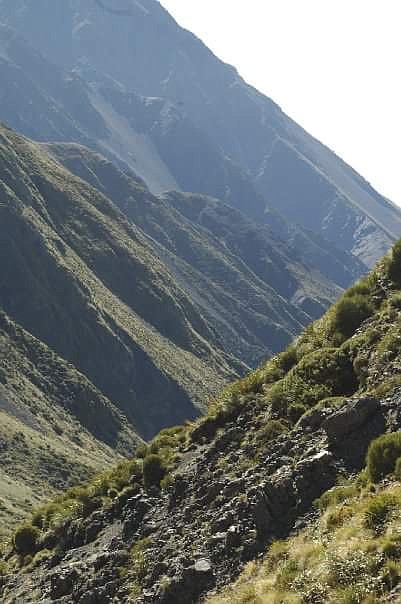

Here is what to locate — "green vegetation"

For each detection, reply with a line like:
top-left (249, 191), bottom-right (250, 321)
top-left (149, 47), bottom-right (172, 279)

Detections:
top-left (387, 239), bottom-right (401, 285)
top-left (364, 493), bottom-right (398, 531)
top-left (130, 536), bottom-right (153, 582)
top-left (266, 348), bottom-right (357, 417)
top-left (192, 255), bottom-right (401, 454)
top-left (13, 525), bottom-right (39, 556)
top-left (367, 432), bottom-right (401, 482)
top-left (207, 476), bottom-right (401, 604)
top-left (207, 418), bottom-right (401, 604)
top-left (255, 420), bottom-right (288, 447)
top-left (143, 455), bottom-right (166, 490)
top-left (4, 213), bottom-right (401, 599)
top-left (5, 424), bottom-right (187, 563)
top-left (332, 294), bottom-right (373, 340)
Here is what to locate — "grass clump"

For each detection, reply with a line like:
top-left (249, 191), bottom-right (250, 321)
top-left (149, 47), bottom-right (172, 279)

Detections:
top-left (266, 347), bottom-right (357, 418)
top-left (317, 484), bottom-right (359, 511)
top-left (255, 420), bottom-right (288, 447)
top-left (382, 535), bottom-right (401, 559)
top-left (143, 454), bottom-right (166, 490)
top-left (130, 536), bottom-right (152, 583)
top-left (367, 432), bottom-right (401, 482)
top-left (387, 239), bottom-right (401, 286)
top-left (0, 559), bottom-right (8, 580)
top-left (206, 462), bottom-right (401, 604)
top-left (332, 294), bottom-right (373, 340)
top-left (363, 493), bottom-right (399, 531)
top-left (13, 524), bottom-right (40, 556)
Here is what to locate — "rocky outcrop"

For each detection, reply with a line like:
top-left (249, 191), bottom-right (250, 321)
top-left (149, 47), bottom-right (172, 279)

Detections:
top-left (3, 393), bottom-right (398, 603)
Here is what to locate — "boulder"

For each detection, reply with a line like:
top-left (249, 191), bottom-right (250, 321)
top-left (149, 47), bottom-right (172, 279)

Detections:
top-left (323, 397), bottom-right (380, 440)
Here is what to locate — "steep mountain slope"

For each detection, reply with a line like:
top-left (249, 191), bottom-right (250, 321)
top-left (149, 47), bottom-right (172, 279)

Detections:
top-left (0, 123), bottom-right (238, 440)
top-left (0, 0), bottom-right (399, 267)
top-left (46, 142), bottom-right (365, 364)
top-left (3, 240), bottom-right (401, 602)
top-left (1, 123), bottom-right (360, 452)
top-left (0, 310), bottom-right (140, 534)
top-left (0, 19), bottom-right (369, 349)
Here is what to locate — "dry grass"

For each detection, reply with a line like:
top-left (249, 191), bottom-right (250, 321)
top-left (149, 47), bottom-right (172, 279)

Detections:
top-left (206, 479), bottom-right (401, 604)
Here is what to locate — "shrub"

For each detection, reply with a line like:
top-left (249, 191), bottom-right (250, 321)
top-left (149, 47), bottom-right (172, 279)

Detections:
top-left (317, 484), bottom-right (359, 511)
top-left (326, 550), bottom-right (382, 588)
top-left (267, 540), bottom-right (289, 567)
top-left (255, 420), bottom-right (287, 446)
top-left (130, 536), bottom-right (152, 582)
top-left (0, 560), bottom-right (8, 577)
top-left (382, 560), bottom-right (401, 590)
top-left (332, 294), bottom-right (373, 339)
top-left (363, 493), bottom-right (398, 531)
top-left (13, 524), bottom-right (40, 555)
top-left (294, 349), bottom-right (353, 390)
top-left (267, 347), bottom-right (357, 417)
top-left (275, 558), bottom-right (299, 589)
top-left (325, 506), bottom-right (353, 530)
top-left (277, 346), bottom-right (298, 373)
top-left (288, 403), bottom-right (307, 423)
top-left (143, 454), bottom-right (166, 490)
top-left (382, 537), bottom-right (401, 559)
top-left (388, 239), bottom-right (401, 285)
top-left (135, 443), bottom-right (148, 459)
top-left (372, 376), bottom-right (401, 398)
top-left (337, 586), bottom-right (365, 604)
top-left (160, 473), bottom-right (174, 490)
top-left (367, 432), bottom-right (401, 482)
top-left (394, 457), bottom-right (401, 480)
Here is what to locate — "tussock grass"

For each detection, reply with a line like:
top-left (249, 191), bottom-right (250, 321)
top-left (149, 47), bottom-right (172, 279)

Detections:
top-left (207, 471), bottom-right (401, 604)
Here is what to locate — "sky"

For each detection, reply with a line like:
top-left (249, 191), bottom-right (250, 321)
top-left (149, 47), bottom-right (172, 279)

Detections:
top-left (161, 0), bottom-right (400, 206)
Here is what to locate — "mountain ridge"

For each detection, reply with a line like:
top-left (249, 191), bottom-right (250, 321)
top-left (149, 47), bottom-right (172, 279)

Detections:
top-left (0, 0), bottom-right (399, 270)
top-left (3, 230), bottom-right (401, 603)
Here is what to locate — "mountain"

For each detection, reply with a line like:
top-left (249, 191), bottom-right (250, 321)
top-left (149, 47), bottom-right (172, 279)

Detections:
top-left (46, 142), bottom-right (363, 360)
top-left (0, 124), bottom-right (240, 440)
top-left (3, 232), bottom-right (401, 602)
top-left (0, 0), bottom-right (399, 269)
top-left (0, 122), bottom-right (368, 532)
top-left (0, 8), bottom-right (372, 354)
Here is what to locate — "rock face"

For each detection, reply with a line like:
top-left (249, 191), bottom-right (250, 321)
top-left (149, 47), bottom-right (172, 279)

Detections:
top-left (0, 0), bottom-right (399, 268)
top-left (2, 394), bottom-right (398, 603)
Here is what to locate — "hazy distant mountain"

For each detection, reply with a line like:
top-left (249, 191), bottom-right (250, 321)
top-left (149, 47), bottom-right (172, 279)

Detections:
top-left (46, 141), bottom-right (346, 365)
top-left (0, 0), bottom-right (399, 269)
top-left (0, 0), bottom-right (399, 272)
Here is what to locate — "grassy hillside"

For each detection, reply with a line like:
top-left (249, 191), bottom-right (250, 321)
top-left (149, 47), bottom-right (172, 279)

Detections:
top-left (0, 122), bottom-right (365, 536)
top-left (207, 473), bottom-right (401, 604)
top-left (0, 309), bottom-right (140, 534)
top-left (2, 240), bottom-right (401, 602)
top-left (0, 123), bottom-right (237, 441)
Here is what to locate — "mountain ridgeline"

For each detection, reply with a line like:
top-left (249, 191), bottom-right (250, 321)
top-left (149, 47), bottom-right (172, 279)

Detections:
top-left (3, 227), bottom-right (401, 603)
top-left (0, 0), bottom-right (400, 271)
